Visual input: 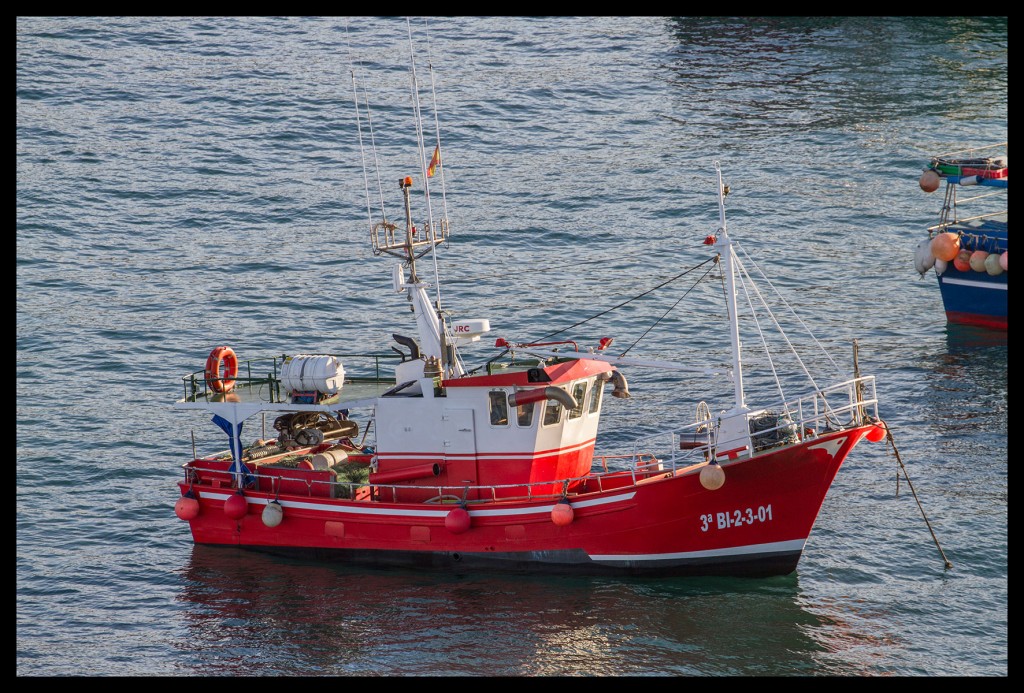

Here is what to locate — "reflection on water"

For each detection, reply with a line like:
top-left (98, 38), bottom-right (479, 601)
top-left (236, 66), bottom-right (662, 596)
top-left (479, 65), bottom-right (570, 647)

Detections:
top-left (944, 323), bottom-right (1008, 354)
top-left (177, 545), bottom-right (836, 676)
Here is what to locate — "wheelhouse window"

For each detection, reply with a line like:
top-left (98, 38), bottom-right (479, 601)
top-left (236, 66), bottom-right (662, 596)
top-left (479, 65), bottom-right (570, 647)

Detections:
top-left (589, 379), bottom-right (603, 414)
top-left (569, 382), bottom-right (587, 419)
top-left (489, 390), bottom-right (509, 426)
top-left (542, 398), bottom-right (563, 427)
top-left (516, 401), bottom-right (535, 427)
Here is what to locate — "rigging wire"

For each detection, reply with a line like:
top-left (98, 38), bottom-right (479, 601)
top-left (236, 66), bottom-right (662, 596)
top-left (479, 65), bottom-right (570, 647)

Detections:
top-left (732, 252), bottom-right (825, 394)
top-left (530, 255), bottom-right (718, 344)
top-left (343, 21), bottom-right (375, 234)
top-left (422, 17), bottom-right (451, 233)
top-left (619, 260), bottom-right (719, 357)
top-left (737, 243), bottom-right (847, 379)
top-left (362, 88), bottom-right (388, 226)
top-left (733, 258), bottom-right (788, 408)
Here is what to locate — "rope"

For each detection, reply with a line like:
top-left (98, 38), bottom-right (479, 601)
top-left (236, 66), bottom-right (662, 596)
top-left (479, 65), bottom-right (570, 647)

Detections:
top-left (530, 255), bottom-right (719, 344)
top-left (885, 426), bottom-right (953, 570)
top-left (619, 260), bottom-right (719, 357)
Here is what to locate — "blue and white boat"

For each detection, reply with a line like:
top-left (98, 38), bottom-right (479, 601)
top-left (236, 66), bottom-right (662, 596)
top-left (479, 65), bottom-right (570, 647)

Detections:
top-left (915, 143), bottom-right (1007, 330)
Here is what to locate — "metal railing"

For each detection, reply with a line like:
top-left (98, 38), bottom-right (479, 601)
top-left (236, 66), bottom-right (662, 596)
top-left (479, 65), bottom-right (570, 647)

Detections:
top-left (180, 353), bottom-right (401, 403)
top-left (629, 376), bottom-right (879, 467)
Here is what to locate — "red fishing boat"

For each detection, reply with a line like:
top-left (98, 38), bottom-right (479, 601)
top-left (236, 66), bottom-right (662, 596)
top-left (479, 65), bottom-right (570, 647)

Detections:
top-left (172, 175), bottom-right (885, 577)
top-left (171, 31), bottom-right (884, 577)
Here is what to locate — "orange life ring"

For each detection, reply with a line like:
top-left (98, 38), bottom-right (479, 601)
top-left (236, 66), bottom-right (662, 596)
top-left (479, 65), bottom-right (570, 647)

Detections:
top-left (205, 346), bottom-right (238, 393)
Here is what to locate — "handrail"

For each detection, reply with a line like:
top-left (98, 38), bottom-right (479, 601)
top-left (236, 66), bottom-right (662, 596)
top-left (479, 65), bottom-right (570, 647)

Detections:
top-left (183, 451), bottom-right (668, 504)
top-left (629, 376), bottom-right (879, 467)
top-left (180, 352), bottom-right (402, 402)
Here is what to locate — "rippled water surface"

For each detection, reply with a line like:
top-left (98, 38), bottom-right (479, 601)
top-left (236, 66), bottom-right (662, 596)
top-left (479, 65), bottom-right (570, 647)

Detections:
top-left (17, 16), bottom-right (1006, 676)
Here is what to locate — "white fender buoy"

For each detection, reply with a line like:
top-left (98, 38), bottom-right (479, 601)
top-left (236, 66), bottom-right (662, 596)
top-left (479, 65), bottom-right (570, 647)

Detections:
top-left (699, 462), bottom-right (725, 490)
top-left (262, 500), bottom-right (284, 528)
top-left (984, 252), bottom-right (1004, 276)
top-left (934, 259), bottom-right (947, 276)
top-left (914, 239), bottom-right (936, 276)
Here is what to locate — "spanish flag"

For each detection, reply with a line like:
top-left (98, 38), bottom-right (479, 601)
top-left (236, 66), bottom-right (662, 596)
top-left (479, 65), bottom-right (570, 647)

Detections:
top-left (427, 144), bottom-right (441, 178)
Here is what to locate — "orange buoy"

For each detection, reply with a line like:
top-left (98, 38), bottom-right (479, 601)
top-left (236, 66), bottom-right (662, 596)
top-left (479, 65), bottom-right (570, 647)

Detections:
top-left (175, 492), bottom-right (200, 521)
top-left (205, 346), bottom-right (239, 393)
top-left (445, 507), bottom-right (471, 534)
top-left (699, 462), bottom-right (725, 490)
top-left (930, 233), bottom-right (960, 262)
top-left (969, 250), bottom-right (989, 272)
top-left (224, 491), bottom-right (248, 519)
top-left (551, 499), bottom-right (574, 526)
top-left (919, 169), bottom-right (941, 193)
top-left (866, 421), bottom-right (887, 443)
top-left (953, 249), bottom-right (972, 272)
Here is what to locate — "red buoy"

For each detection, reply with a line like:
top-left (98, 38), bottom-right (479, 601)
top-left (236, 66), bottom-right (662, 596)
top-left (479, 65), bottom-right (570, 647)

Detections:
top-left (175, 492), bottom-right (200, 521)
top-left (445, 507), bottom-right (471, 534)
top-left (551, 500), bottom-right (574, 526)
top-left (953, 249), bottom-right (972, 272)
top-left (866, 422), bottom-right (887, 443)
top-left (224, 491), bottom-right (248, 520)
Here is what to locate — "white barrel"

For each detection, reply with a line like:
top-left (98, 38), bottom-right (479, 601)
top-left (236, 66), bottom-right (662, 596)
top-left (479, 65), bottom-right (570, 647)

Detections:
top-left (280, 355), bottom-right (345, 394)
top-left (312, 449), bottom-right (349, 468)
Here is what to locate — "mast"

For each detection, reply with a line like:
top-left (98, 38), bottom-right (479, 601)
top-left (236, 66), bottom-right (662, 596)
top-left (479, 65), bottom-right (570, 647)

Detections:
top-left (716, 162), bottom-right (746, 412)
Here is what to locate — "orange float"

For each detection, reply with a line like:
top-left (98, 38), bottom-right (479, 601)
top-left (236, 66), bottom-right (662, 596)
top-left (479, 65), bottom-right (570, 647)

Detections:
top-left (929, 232), bottom-right (960, 262)
top-left (205, 346), bottom-right (238, 393)
top-left (919, 169), bottom-right (940, 192)
top-left (551, 500), bottom-right (574, 526)
top-left (174, 492), bottom-right (200, 521)
top-left (953, 249), bottom-right (972, 272)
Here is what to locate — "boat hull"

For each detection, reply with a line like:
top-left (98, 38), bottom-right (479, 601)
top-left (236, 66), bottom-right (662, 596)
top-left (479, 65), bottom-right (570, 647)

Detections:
top-left (938, 266), bottom-right (1008, 330)
top-left (178, 428), bottom-right (871, 577)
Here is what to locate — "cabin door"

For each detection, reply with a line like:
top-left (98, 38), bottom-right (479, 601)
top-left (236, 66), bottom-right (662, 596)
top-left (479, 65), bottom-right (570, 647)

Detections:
top-left (442, 408), bottom-right (478, 497)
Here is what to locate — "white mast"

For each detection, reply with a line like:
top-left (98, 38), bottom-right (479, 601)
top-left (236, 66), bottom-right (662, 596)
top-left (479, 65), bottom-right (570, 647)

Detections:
top-left (716, 162), bottom-right (746, 412)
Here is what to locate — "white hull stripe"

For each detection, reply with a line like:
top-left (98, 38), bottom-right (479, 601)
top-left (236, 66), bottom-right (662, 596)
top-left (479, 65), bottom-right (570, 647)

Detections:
top-left (941, 277), bottom-right (1008, 290)
top-left (589, 538), bottom-right (806, 562)
top-left (377, 438), bottom-right (596, 461)
top-left (197, 489), bottom-right (636, 519)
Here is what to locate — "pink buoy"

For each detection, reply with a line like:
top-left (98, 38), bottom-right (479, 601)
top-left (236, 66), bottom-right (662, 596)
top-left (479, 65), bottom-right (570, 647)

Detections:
top-left (175, 492), bottom-right (200, 521)
top-left (919, 169), bottom-right (940, 193)
top-left (969, 250), bottom-right (989, 272)
top-left (551, 500), bottom-right (574, 526)
top-left (1000, 251), bottom-right (1008, 271)
top-left (445, 507), bottom-right (471, 534)
top-left (224, 491), bottom-right (248, 520)
top-left (866, 421), bottom-right (887, 443)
